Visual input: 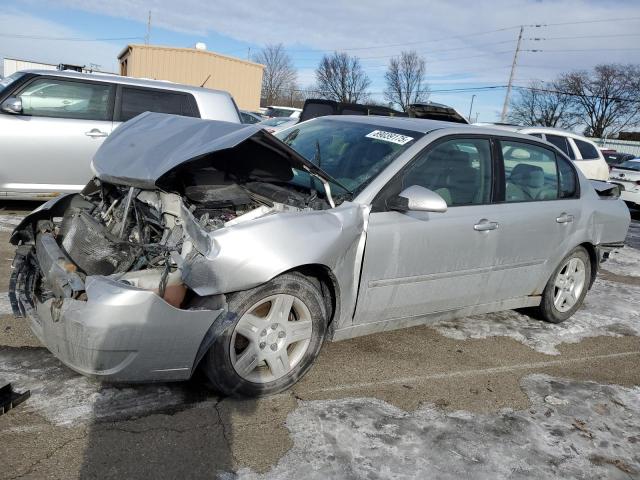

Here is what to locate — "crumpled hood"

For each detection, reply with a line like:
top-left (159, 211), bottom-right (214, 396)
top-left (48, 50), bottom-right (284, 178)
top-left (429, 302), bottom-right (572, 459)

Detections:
top-left (91, 112), bottom-right (322, 189)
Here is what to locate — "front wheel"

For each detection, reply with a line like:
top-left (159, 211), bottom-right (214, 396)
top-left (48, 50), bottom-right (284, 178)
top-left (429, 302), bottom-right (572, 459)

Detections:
top-left (202, 272), bottom-right (327, 397)
top-left (538, 246), bottom-right (591, 324)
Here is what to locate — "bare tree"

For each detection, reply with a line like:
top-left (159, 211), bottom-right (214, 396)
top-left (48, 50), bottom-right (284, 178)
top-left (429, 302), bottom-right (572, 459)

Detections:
top-left (507, 79), bottom-right (578, 129)
top-left (315, 52), bottom-right (371, 103)
top-left (384, 51), bottom-right (429, 111)
top-left (557, 64), bottom-right (640, 137)
top-left (253, 44), bottom-right (297, 106)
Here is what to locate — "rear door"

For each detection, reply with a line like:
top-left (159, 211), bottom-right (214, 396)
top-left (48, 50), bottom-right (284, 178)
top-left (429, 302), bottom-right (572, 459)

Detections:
top-left (487, 138), bottom-right (581, 300)
top-left (0, 75), bottom-right (115, 195)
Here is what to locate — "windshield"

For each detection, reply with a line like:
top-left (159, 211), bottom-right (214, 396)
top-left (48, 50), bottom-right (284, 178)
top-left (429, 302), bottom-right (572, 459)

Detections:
top-left (0, 72), bottom-right (25, 96)
top-left (616, 160), bottom-right (640, 172)
top-left (276, 118), bottom-right (422, 195)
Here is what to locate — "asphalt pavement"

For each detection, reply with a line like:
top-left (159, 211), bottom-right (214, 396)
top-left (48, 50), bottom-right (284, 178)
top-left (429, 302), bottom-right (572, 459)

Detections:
top-left (1, 201), bottom-right (639, 479)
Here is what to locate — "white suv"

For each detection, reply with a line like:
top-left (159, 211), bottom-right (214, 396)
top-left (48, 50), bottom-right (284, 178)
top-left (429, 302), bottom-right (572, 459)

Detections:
top-left (0, 70), bottom-right (241, 200)
top-left (477, 125), bottom-right (610, 181)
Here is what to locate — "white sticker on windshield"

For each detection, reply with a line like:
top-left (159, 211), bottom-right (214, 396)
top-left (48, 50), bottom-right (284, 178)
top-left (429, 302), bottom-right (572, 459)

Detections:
top-left (365, 130), bottom-right (414, 145)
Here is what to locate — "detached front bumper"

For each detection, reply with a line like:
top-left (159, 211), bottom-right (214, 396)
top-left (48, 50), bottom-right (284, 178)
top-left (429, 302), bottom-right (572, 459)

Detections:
top-left (10, 234), bottom-right (225, 382)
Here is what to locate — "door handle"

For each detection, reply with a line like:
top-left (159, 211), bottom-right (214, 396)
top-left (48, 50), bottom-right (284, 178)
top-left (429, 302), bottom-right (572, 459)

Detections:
top-left (474, 219), bottom-right (499, 231)
top-left (556, 213), bottom-right (574, 224)
top-left (85, 129), bottom-right (108, 138)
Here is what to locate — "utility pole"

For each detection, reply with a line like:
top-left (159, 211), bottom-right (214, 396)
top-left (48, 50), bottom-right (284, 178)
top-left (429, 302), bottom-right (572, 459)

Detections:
top-left (247, 47), bottom-right (251, 60)
top-left (500, 26), bottom-right (524, 122)
top-left (145, 11), bottom-right (151, 45)
top-left (468, 94), bottom-right (476, 122)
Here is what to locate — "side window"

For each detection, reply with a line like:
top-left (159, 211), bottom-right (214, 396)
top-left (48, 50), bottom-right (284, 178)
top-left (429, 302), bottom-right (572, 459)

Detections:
top-left (401, 138), bottom-right (493, 206)
top-left (502, 141), bottom-right (559, 202)
top-left (16, 78), bottom-right (113, 121)
top-left (545, 134), bottom-right (575, 159)
top-left (573, 139), bottom-right (599, 160)
top-left (119, 87), bottom-right (195, 121)
top-left (558, 156), bottom-right (579, 199)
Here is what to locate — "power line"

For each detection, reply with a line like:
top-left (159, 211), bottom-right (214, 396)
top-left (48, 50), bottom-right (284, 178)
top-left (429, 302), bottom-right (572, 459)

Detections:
top-left (541, 16), bottom-right (640, 27)
top-left (523, 48), bottom-right (640, 52)
top-left (284, 25), bottom-right (523, 54)
top-left (527, 33), bottom-right (640, 41)
top-left (0, 33), bottom-right (144, 42)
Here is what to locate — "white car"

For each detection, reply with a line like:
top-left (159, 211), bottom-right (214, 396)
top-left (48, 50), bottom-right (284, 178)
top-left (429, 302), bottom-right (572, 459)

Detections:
top-left (609, 158), bottom-right (640, 208)
top-left (264, 105), bottom-right (301, 119)
top-left (476, 125), bottom-right (610, 181)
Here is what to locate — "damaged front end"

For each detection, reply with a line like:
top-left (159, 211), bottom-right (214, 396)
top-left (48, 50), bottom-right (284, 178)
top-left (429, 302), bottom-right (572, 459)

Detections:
top-left (8, 186), bottom-right (234, 382)
top-left (9, 113), bottom-right (356, 382)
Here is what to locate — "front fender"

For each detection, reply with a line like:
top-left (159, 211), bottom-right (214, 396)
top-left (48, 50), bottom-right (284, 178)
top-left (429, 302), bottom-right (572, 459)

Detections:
top-left (182, 203), bottom-right (365, 296)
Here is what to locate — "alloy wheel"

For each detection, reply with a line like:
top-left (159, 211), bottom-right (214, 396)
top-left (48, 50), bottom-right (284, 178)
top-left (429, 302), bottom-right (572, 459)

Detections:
top-left (230, 294), bottom-right (313, 383)
top-left (553, 257), bottom-right (586, 313)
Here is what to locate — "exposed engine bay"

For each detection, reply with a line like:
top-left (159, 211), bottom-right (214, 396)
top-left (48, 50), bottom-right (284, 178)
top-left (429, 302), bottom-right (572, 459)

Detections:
top-left (22, 174), bottom-right (330, 309)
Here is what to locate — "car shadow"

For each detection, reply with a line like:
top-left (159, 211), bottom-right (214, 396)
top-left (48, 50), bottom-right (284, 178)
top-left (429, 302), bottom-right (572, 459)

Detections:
top-left (77, 371), bottom-right (252, 479)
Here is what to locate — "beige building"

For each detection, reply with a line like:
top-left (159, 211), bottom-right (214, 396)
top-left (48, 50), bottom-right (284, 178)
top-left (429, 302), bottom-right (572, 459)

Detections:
top-left (118, 44), bottom-right (264, 111)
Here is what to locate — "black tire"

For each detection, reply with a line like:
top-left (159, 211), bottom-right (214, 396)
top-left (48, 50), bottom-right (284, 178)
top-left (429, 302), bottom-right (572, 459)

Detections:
top-left (199, 272), bottom-right (327, 397)
top-left (538, 246), bottom-right (591, 324)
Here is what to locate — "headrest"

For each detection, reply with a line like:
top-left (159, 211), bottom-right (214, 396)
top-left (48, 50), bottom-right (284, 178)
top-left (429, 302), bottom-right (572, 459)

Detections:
top-left (511, 163), bottom-right (545, 188)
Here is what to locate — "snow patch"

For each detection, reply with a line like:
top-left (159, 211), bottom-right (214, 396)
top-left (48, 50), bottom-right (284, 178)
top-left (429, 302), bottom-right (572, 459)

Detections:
top-left (0, 214), bottom-right (23, 232)
top-left (602, 245), bottom-right (640, 277)
top-left (431, 278), bottom-right (640, 355)
top-left (0, 293), bottom-right (14, 315)
top-left (236, 375), bottom-right (640, 479)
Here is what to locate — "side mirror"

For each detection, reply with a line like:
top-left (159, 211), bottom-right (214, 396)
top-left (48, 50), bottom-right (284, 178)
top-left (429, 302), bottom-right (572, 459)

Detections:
top-left (387, 185), bottom-right (448, 213)
top-left (1, 97), bottom-right (22, 115)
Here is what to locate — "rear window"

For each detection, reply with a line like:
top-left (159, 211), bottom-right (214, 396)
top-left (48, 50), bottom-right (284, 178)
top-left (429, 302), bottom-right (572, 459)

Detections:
top-left (119, 87), bottom-right (196, 121)
top-left (300, 103), bottom-right (335, 121)
top-left (545, 134), bottom-right (575, 159)
top-left (573, 139), bottom-right (600, 160)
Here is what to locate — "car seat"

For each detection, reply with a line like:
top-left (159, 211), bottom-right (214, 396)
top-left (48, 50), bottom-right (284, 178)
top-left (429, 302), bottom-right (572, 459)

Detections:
top-left (508, 163), bottom-right (547, 200)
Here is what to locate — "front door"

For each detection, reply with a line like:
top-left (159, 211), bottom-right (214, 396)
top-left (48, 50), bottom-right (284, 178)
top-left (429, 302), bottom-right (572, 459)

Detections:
top-left (353, 136), bottom-right (500, 325)
top-left (0, 76), bottom-right (114, 195)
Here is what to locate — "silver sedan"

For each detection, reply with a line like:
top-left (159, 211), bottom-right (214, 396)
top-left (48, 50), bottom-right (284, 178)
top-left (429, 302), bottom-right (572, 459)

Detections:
top-left (10, 113), bottom-right (630, 397)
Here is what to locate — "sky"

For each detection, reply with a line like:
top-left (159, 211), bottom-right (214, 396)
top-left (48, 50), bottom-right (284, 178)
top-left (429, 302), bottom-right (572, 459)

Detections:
top-left (1, 0), bottom-right (639, 122)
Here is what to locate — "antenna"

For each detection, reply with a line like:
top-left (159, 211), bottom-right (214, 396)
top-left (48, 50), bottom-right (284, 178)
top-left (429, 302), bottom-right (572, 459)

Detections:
top-left (145, 11), bottom-right (151, 44)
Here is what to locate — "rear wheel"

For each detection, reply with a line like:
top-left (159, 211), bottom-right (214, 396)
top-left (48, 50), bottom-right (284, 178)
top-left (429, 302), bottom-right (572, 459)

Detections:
top-left (202, 272), bottom-right (327, 397)
top-left (538, 246), bottom-right (591, 324)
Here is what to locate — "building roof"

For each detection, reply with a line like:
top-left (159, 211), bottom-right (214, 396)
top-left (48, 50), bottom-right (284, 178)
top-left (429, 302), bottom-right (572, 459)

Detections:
top-left (117, 44), bottom-right (265, 69)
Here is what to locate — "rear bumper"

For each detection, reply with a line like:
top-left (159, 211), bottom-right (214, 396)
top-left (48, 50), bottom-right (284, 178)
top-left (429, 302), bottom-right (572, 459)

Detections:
top-left (10, 235), bottom-right (225, 382)
top-left (620, 189), bottom-right (640, 207)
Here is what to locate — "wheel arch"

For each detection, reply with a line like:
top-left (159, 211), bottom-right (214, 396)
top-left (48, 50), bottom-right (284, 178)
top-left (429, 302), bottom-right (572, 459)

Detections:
top-left (579, 242), bottom-right (598, 289)
top-left (282, 264), bottom-right (340, 328)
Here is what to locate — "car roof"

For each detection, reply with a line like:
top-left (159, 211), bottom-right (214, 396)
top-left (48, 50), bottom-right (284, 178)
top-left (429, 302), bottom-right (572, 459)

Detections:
top-left (21, 70), bottom-right (231, 97)
top-left (317, 115), bottom-right (460, 133)
top-left (317, 115), bottom-right (516, 136)
top-left (477, 123), bottom-right (590, 139)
